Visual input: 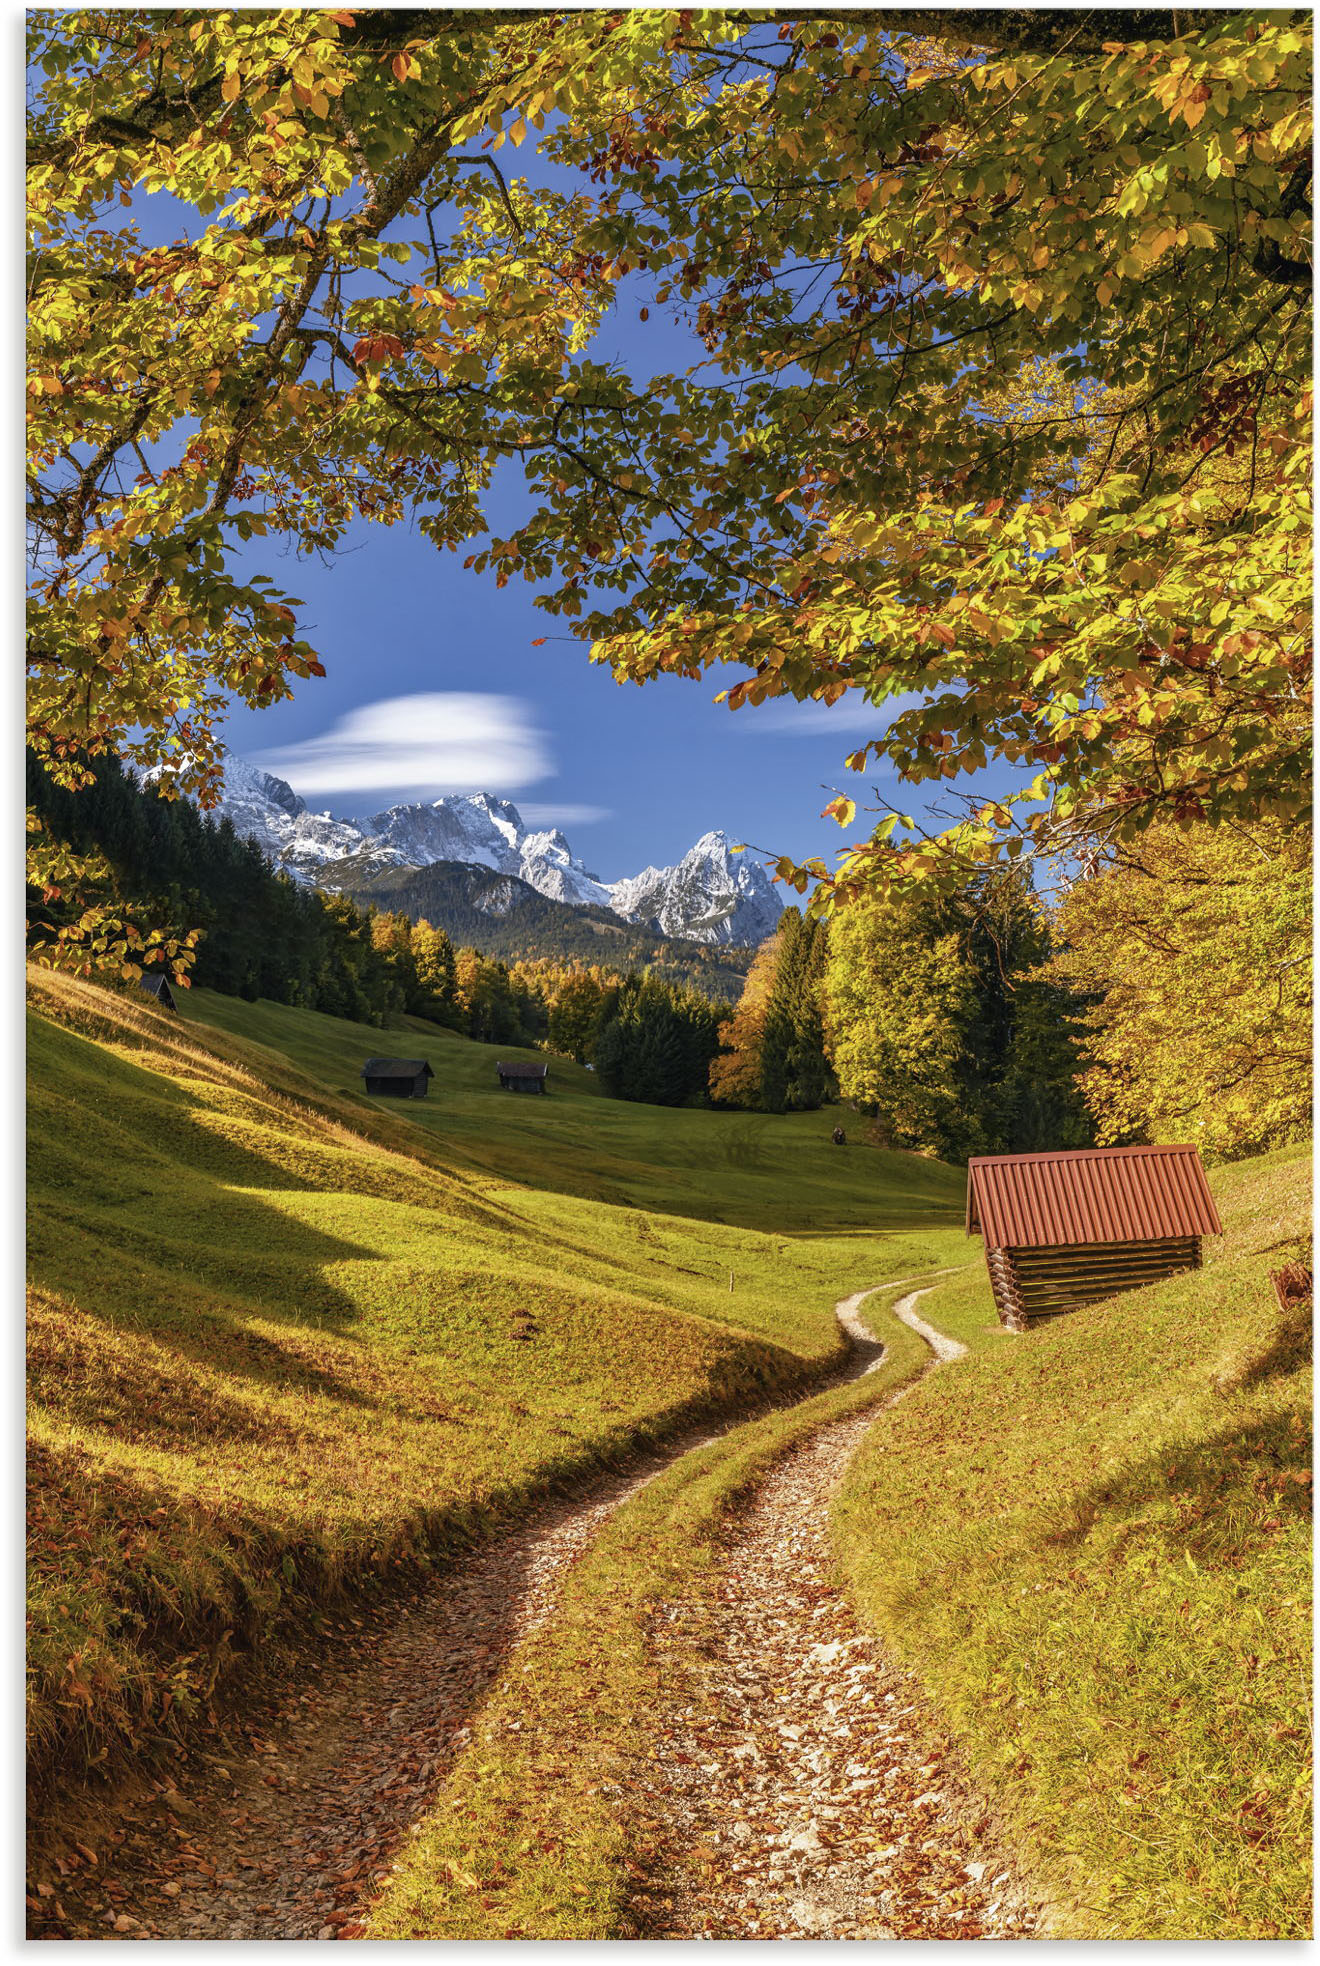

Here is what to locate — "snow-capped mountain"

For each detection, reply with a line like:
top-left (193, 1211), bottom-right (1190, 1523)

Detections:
top-left (609, 831), bottom-right (783, 948)
top-left (207, 755), bottom-right (781, 945)
top-left (360, 791), bottom-right (523, 873)
top-left (518, 829), bottom-right (613, 909)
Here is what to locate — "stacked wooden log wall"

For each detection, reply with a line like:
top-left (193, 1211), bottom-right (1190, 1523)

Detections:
top-left (988, 1236), bottom-right (1202, 1330)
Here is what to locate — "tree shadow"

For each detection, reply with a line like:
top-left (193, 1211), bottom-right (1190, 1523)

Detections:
top-left (28, 1021), bottom-right (413, 1377)
top-left (1037, 1406), bottom-right (1312, 1568)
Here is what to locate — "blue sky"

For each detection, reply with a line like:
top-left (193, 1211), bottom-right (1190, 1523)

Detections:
top-left (134, 115), bottom-right (1019, 887)
top-left (222, 477), bottom-right (958, 885)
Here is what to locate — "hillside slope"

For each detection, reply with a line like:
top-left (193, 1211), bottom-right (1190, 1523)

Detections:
top-left (26, 968), bottom-right (963, 1795)
top-left (328, 859), bottom-right (756, 998)
top-left (832, 1143), bottom-right (1312, 1939)
top-left (185, 987), bottom-right (959, 1233)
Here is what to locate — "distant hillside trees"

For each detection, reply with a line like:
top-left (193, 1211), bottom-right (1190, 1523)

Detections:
top-left (454, 949), bottom-right (545, 1048)
top-left (823, 868), bottom-right (1094, 1161)
top-left (594, 975), bottom-right (728, 1107)
top-left (408, 922), bottom-right (463, 1029)
top-left (345, 860), bottom-right (752, 1001)
top-left (709, 909), bottom-right (833, 1113)
top-left (28, 750), bottom-right (400, 1021)
top-left (25, 752), bottom-right (738, 1098)
top-left (543, 969), bottom-right (610, 1065)
top-left (1047, 822), bottom-right (1311, 1162)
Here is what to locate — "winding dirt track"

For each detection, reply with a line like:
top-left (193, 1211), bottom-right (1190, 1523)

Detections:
top-left (29, 1279), bottom-right (1037, 1942)
top-left (623, 1287), bottom-right (1038, 1939)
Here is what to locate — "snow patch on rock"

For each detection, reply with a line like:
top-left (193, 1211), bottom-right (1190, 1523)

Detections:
top-left (206, 754), bottom-right (781, 944)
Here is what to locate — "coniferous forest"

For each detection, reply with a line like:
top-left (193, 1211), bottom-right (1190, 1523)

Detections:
top-left (26, 749), bottom-right (732, 1096)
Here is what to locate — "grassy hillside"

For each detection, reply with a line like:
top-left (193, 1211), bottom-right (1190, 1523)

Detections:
top-left (362, 1151), bottom-right (1311, 1942)
top-left (26, 968), bottom-right (962, 1795)
top-left (832, 1142), bottom-right (1312, 1939)
top-left (186, 987), bottom-right (959, 1233)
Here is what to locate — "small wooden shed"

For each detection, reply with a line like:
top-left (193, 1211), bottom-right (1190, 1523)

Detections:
top-left (967, 1144), bottom-right (1222, 1331)
top-left (496, 1061), bottom-right (548, 1095)
top-left (137, 972), bottom-right (177, 1012)
top-left (361, 1057), bottom-right (433, 1099)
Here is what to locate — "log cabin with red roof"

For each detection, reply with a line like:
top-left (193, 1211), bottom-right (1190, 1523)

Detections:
top-left (966, 1144), bottom-right (1223, 1332)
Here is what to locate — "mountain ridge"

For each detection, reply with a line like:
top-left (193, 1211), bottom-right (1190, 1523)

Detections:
top-left (337, 858), bottom-right (755, 999)
top-left (209, 755), bottom-right (784, 948)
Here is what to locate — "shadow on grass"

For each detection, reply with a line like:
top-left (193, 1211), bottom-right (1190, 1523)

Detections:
top-left (1038, 1403), bottom-right (1313, 1568)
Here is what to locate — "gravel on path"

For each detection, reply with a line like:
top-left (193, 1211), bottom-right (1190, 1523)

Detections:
top-left (29, 1445), bottom-right (715, 1941)
top-left (622, 1287), bottom-right (1040, 1940)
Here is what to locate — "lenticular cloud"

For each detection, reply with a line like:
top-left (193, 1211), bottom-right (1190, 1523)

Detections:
top-left (251, 692), bottom-right (553, 801)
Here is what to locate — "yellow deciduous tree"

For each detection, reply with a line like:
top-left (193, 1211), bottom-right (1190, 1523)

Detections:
top-left (1047, 821), bottom-right (1311, 1160)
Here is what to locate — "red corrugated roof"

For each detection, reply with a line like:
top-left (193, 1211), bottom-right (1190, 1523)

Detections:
top-left (966, 1146), bottom-right (1222, 1249)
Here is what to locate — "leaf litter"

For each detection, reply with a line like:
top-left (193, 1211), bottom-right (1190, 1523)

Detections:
top-left (622, 1289), bottom-right (1042, 1939)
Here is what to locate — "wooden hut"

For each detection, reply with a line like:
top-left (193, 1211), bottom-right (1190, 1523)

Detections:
top-left (966, 1144), bottom-right (1222, 1331)
top-left (136, 972), bottom-right (177, 1012)
top-left (360, 1057), bottom-right (433, 1099)
top-left (496, 1061), bottom-right (548, 1095)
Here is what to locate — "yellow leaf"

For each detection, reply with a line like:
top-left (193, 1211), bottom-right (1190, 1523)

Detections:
top-left (221, 70), bottom-right (241, 103)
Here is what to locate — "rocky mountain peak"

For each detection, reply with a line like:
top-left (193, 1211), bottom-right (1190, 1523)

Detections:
top-left (208, 751), bottom-right (782, 946)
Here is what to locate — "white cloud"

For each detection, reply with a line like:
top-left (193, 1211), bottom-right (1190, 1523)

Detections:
top-left (725, 692), bottom-right (927, 737)
top-left (250, 692), bottom-right (553, 800)
top-left (519, 803), bottom-right (612, 829)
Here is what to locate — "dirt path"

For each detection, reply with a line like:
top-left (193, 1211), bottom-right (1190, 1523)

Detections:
top-left (29, 1276), bottom-right (1031, 1942)
top-left (622, 1287), bottom-right (1039, 1940)
top-left (30, 1438), bottom-right (722, 1941)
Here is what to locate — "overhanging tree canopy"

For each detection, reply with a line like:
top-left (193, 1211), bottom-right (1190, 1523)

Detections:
top-left (27, 8), bottom-right (1311, 906)
top-left (27, 7), bottom-right (671, 789)
top-left (504, 7), bottom-right (1311, 896)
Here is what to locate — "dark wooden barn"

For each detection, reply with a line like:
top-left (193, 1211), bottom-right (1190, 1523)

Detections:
top-left (136, 972), bottom-right (177, 1012)
top-left (967, 1144), bottom-right (1222, 1331)
top-left (360, 1057), bottom-right (433, 1099)
top-left (496, 1061), bottom-right (548, 1094)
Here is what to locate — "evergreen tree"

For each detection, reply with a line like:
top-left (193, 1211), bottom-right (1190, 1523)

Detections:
top-left (754, 910), bottom-right (833, 1114)
top-left (593, 973), bottom-right (726, 1107)
top-left (757, 910), bottom-right (800, 1114)
top-left (783, 915), bottom-right (832, 1112)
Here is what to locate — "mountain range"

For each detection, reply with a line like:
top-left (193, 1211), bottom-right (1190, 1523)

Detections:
top-left (211, 755), bottom-right (784, 949)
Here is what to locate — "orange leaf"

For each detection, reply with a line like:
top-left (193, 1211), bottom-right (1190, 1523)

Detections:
top-left (391, 52), bottom-right (409, 83)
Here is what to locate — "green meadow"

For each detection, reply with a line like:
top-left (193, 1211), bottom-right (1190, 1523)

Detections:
top-left (26, 968), bottom-right (962, 1792)
top-left (365, 1147), bottom-right (1311, 1943)
top-left (833, 1141), bottom-right (1313, 1939)
top-left (186, 987), bottom-right (959, 1233)
top-left (27, 968), bottom-right (1309, 1939)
